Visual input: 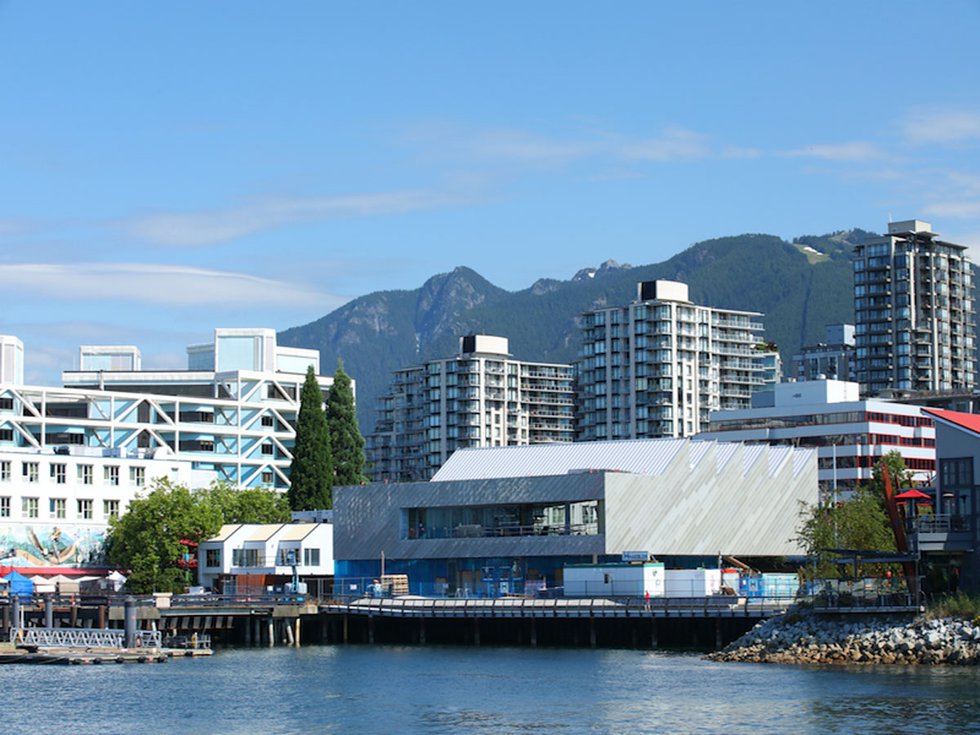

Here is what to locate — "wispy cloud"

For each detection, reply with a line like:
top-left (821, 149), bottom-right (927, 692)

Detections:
top-left (620, 127), bottom-right (712, 162)
top-left (463, 129), bottom-right (597, 163)
top-left (923, 201), bottom-right (980, 219)
top-left (0, 263), bottom-right (346, 309)
top-left (903, 110), bottom-right (980, 145)
top-left (721, 145), bottom-right (763, 159)
top-left (781, 141), bottom-right (885, 162)
top-left (919, 171), bottom-right (980, 220)
top-left (118, 190), bottom-right (464, 247)
top-left (408, 122), bottom-right (720, 165)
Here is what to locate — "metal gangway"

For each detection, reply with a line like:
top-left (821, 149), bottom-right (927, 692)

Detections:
top-left (16, 627), bottom-right (162, 649)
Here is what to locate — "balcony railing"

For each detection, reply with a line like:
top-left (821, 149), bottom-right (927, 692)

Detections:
top-left (407, 522), bottom-right (599, 540)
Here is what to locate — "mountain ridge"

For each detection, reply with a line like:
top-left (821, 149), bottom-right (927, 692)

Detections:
top-left (279, 229), bottom-right (874, 432)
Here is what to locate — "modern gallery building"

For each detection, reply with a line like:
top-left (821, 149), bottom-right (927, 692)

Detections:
top-left (335, 438), bottom-right (817, 596)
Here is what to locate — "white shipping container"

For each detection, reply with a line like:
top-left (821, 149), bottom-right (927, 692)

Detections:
top-left (664, 569), bottom-right (721, 597)
top-left (563, 562), bottom-right (665, 598)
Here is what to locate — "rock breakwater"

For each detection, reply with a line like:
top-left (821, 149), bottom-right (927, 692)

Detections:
top-left (707, 613), bottom-right (980, 665)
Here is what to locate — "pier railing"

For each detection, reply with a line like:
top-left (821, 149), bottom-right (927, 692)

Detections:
top-left (323, 595), bottom-right (795, 619)
top-left (17, 627), bottom-right (162, 649)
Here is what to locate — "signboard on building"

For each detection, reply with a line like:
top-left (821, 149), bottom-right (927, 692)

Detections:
top-left (622, 551), bottom-right (651, 562)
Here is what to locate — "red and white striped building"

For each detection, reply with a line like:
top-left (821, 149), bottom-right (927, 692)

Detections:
top-left (697, 379), bottom-right (935, 501)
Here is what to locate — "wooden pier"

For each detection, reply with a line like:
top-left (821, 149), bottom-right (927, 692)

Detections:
top-left (8, 592), bottom-right (920, 651)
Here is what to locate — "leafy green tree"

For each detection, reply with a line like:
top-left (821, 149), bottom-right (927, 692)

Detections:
top-left (198, 481), bottom-right (290, 523)
top-left (796, 453), bottom-right (904, 578)
top-left (325, 358), bottom-right (367, 486)
top-left (868, 450), bottom-right (911, 495)
top-left (106, 478), bottom-right (223, 594)
top-left (288, 365), bottom-right (334, 510)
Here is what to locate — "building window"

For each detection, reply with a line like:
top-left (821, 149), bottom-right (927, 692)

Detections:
top-left (0, 496), bottom-right (8, 517)
top-left (940, 457), bottom-right (972, 489)
top-left (23, 462), bottom-right (39, 483)
top-left (50, 498), bottom-right (66, 519)
top-left (0, 461), bottom-right (9, 481)
top-left (261, 444), bottom-right (274, 456)
top-left (77, 499), bottom-right (93, 520)
top-left (50, 463), bottom-right (67, 484)
top-left (205, 549), bottom-right (221, 568)
top-left (303, 548), bottom-right (320, 567)
top-left (261, 471), bottom-right (274, 485)
top-left (22, 497), bottom-right (38, 518)
top-left (103, 499), bottom-right (120, 519)
top-left (130, 466), bottom-right (145, 487)
top-left (232, 548), bottom-right (260, 567)
top-left (0, 429), bottom-right (12, 441)
top-left (78, 464), bottom-right (93, 485)
top-left (104, 465), bottom-right (120, 486)
top-left (261, 415), bottom-right (274, 427)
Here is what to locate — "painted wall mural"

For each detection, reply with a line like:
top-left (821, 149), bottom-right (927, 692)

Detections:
top-left (0, 524), bottom-right (107, 567)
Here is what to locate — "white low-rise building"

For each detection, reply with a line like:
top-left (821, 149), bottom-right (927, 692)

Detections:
top-left (197, 522), bottom-right (334, 590)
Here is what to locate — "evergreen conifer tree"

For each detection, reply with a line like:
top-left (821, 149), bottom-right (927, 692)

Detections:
top-left (325, 358), bottom-right (367, 486)
top-left (288, 365), bottom-right (334, 510)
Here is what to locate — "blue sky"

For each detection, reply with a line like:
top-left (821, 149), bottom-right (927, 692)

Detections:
top-left (2, 2), bottom-right (980, 382)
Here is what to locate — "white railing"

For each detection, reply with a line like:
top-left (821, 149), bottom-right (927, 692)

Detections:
top-left (18, 627), bottom-right (162, 649)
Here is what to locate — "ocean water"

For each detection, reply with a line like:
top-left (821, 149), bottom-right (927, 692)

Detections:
top-left (6, 645), bottom-right (980, 734)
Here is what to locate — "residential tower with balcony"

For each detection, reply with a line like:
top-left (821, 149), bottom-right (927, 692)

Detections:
top-left (366, 335), bottom-right (576, 483)
top-left (853, 219), bottom-right (975, 396)
top-left (577, 280), bottom-right (767, 440)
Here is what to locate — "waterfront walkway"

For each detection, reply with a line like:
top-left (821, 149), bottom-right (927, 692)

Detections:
top-left (323, 595), bottom-right (791, 619)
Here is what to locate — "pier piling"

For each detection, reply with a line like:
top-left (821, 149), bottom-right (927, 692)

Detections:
top-left (123, 597), bottom-right (137, 649)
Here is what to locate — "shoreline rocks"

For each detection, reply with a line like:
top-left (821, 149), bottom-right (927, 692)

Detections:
top-left (707, 612), bottom-right (980, 665)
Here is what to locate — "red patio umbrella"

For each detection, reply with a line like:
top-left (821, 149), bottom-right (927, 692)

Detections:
top-left (894, 489), bottom-right (932, 500)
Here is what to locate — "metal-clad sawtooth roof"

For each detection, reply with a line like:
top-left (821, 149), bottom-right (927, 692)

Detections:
top-left (432, 438), bottom-right (812, 482)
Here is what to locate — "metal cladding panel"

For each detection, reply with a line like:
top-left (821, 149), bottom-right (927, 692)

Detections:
top-left (604, 443), bottom-right (818, 557)
top-left (432, 438), bottom-right (689, 481)
top-left (792, 447), bottom-right (814, 477)
top-left (714, 442), bottom-right (741, 473)
top-left (741, 444), bottom-right (768, 475)
top-left (766, 445), bottom-right (796, 477)
top-left (333, 474), bottom-right (605, 562)
top-left (688, 440), bottom-right (714, 467)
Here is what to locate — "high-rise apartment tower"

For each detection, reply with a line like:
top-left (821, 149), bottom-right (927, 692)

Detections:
top-left (577, 280), bottom-right (766, 440)
top-left (367, 335), bottom-right (575, 482)
top-left (853, 220), bottom-right (975, 396)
